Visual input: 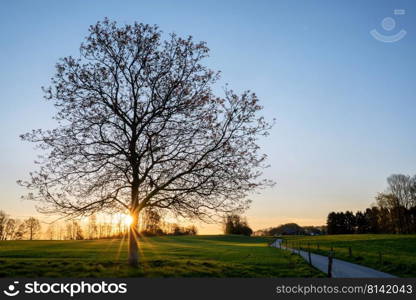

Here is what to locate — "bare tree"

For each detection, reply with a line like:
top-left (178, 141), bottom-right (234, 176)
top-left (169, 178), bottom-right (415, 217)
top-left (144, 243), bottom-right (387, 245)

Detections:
top-left (15, 223), bottom-right (27, 240)
top-left (87, 215), bottom-right (98, 239)
top-left (24, 217), bottom-right (41, 240)
top-left (4, 218), bottom-right (18, 240)
top-left (19, 19), bottom-right (273, 266)
top-left (376, 174), bottom-right (416, 233)
top-left (46, 224), bottom-right (55, 240)
top-left (141, 207), bottom-right (163, 235)
top-left (223, 214), bottom-right (253, 236)
top-left (0, 211), bottom-right (7, 240)
top-left (64, 220), bottom-right (84, 240)
top-left (387, 174), bottom-right (416, 209)
top-left (65, 222), bottom-right (73, 240)
top-left (0, 212), bottom-right (20, 241)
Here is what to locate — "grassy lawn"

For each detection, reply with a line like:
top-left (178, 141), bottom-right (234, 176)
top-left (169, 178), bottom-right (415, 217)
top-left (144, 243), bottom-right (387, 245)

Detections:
top-left (0, 235), bottom-right (323, 277)
top-left (280, 234), bottom-right (416, 277)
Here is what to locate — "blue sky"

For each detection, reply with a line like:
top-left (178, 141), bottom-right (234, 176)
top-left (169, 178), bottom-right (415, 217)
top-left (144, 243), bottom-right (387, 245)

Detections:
top-left (1, 0), bottom-right (415, 233)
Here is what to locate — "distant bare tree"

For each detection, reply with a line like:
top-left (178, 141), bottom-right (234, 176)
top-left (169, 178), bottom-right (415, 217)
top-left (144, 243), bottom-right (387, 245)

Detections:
top-left (87, 215), bottom-right (98, 239)
top-left (15, 223), bottom-right (27, 240)
top-left (4, 219), bottom-right (18, 240)
top-left (387, 174), bottom-right (415, 209)
top-left (141, 207), bottom-right (162, 235)
top-left (0, 211), bottom-right (7, 240)
top-left (19, 19), bottom-right (273, 266)
top-left (65, 220), bottom-right (84, 240)
top-left (376, 174), bottom-right (416, 233)
top-left (0, 212), bottom-right (20, 240)
top-left (24, 217), bottom-right (41, 240)
top-left (46, 223), bottom-right (58, 240)
top-left (223, 214), bottom-right (253, 236)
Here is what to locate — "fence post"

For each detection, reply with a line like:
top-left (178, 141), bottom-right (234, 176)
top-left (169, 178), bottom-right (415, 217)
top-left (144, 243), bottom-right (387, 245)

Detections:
top-left (348, 246), bottom-right (352, 257)
top-left (328, 251), bottom-right (333, 278)
top-left (308, 243), bottom-right (312, 265)
top-left (379, 252), bottom-right (383, 264)
top-left (317, 243), bottom-right (320, 250)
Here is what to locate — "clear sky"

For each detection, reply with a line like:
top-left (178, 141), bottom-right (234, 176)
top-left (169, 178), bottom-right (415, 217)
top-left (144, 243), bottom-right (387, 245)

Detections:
top-left (1, 0), bottom-right (415, 233)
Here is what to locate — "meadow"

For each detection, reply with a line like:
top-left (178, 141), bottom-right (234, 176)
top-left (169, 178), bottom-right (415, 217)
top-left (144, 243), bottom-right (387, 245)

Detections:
top-left (280, 234), bottom-right (416, 277)
top-left (0, 235), bottom-right (323, 277)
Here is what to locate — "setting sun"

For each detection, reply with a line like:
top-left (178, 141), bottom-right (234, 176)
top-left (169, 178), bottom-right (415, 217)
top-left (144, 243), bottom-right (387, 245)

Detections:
top-left (124, 215), bottom-right (133, 226)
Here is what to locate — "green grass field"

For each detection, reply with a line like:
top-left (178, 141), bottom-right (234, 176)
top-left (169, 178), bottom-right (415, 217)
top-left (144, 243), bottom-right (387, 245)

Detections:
top-left (0, 235), bottom-right (323, 277)
top-left (280, 234), bottom-right (416, 277)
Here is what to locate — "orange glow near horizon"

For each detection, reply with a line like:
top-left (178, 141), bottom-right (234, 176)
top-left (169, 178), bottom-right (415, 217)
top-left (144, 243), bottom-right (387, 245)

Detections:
top-left (124, 215), bottom-right (133, 227)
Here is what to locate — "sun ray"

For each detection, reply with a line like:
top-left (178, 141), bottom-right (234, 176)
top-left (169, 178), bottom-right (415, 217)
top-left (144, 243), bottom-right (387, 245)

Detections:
top-left (115, 233), bottom-right (127, 262)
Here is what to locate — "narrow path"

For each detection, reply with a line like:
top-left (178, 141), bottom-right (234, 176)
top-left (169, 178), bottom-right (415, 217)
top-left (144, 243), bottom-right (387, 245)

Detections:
top-left (271, 239), bottom-right (397, 278)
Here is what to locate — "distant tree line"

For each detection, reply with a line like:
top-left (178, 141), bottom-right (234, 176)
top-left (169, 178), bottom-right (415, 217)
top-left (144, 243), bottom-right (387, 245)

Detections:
top-left (0, 211), bottom-right (41, 240)
top-left (0, 209), bottom-right (197, 240)
top-left (327, 174), bottom-right (416, 234)
top-left (254, 223), bottom-right (326, 236)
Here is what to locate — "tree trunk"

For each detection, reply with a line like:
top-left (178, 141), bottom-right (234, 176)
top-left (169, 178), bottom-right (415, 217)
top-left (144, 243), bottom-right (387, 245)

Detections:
top-left (128, 211), bottom-right (139, 267)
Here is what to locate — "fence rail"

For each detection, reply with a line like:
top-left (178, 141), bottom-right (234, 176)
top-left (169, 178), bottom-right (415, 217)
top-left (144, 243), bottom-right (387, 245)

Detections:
top-left (269, 238), bottom-right (396, 278)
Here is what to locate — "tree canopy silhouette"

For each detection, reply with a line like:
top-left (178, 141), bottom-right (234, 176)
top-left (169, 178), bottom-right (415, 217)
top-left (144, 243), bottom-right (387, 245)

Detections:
top-left (18, 18), bottom-right (273, 266)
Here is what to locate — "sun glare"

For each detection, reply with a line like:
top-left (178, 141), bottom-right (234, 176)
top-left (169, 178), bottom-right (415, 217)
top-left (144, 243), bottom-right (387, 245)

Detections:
top-left (124, 215), bottom-right (133, 226)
